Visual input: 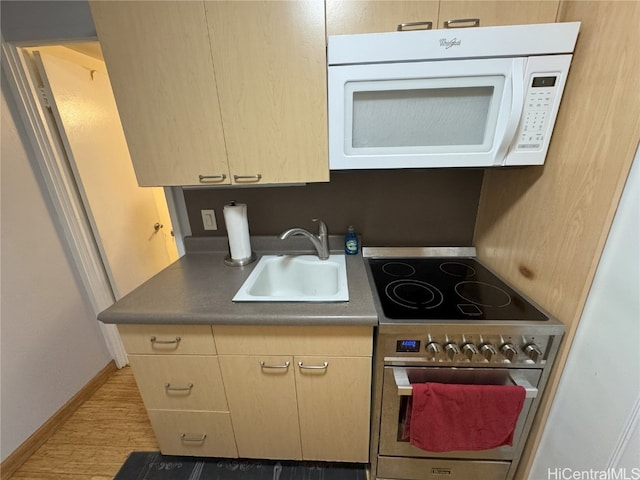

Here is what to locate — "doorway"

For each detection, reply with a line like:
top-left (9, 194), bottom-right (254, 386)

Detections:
top-left (5, 40), bottom-right (181, 366)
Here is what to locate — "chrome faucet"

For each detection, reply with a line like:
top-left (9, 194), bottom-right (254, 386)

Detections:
top-left (279, 218), bottom-right (330, 260)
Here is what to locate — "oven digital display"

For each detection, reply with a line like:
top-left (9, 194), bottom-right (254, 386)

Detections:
top-left (397, 340), bottom-right (421, 353)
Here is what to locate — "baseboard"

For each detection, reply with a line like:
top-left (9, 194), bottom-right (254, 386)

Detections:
top-left (0, 360), bottom-right (117, 480)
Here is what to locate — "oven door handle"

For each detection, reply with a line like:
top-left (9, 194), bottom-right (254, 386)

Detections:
top-left (392, 367), bottom-right (538, 398)
top-left (393, 367), bottom-right (413, 396)
top-left (509, 372), bottom-right (538, 398)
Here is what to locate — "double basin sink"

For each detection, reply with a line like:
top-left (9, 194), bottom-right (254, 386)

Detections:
top-left (232, 254), bottom-right (349, 302)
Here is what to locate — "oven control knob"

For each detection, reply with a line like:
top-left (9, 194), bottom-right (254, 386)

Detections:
top-left (500, 343), bottom-right (518, 362)
top-left (425, 341), bottom-right (442, 358)
top-left (444, 342), bottom-right (460, 360)
top-left (479, 343), bottom-right (498, 361)
top-left (461, 342), bottom-right (479, 360)
top-left (524, 343), bottom-right (543, 362)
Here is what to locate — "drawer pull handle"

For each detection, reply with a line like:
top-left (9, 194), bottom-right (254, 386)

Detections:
top-left (180, 433), bottom-right (207, 443)
top-left (298, 361), bottom-right (329, 370)
top-left (164, 383), bottom-right (193, 393)
top-left (233, 174), bottom-right (262, 183)
top-left (198, 174), bottom-right (227, 183)
top-left (260, 361), bottom-right (290, 370)
top-left (443, 18), bottom-right (480, 29)
top-left (150, 336), bottom-right (181, 346)
top-left (397, 21), bottom-right (433, 31)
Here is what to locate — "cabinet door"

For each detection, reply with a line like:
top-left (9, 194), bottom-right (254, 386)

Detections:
top-left (218, 355), bottom-right (302, 459)
top-left (204, 1), bottom-right (329, 185)
top-left (437, 0), bottom-right (559, 28)
top-left (90, 1), bottom-right (230, 186)
top-left (295, 356), bottom-right (371, 462)
top-left (326, 0), bottom-right (440, 35)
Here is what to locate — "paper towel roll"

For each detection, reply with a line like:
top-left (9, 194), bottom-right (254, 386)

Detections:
top-left (223, 202), bottom-right (253, 261)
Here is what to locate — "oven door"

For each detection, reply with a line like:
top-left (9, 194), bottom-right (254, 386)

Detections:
top-left (379, 366), bottom-right (541, 461)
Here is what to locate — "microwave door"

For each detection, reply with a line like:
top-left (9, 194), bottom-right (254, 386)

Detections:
top-left (328, 58), bottom-right (524, 170)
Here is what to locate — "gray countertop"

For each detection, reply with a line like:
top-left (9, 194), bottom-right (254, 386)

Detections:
top-left (97, 236), bottom-right (379, 326)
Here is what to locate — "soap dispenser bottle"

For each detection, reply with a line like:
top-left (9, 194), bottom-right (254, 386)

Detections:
top-left (345, 225), bottom-right (359, 255)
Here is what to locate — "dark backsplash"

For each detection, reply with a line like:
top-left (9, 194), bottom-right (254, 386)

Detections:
top-left (183, 169), bottom-right (483, 247)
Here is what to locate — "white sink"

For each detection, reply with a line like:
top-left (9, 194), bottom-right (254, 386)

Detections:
top-left (232, 255), bottom-right (349, 302)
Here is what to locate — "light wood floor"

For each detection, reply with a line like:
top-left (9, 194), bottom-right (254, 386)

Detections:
top-left (9, 367), bottom-right (158, 480)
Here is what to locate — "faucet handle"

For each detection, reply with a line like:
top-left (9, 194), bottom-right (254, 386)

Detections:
top-left (312, 218), bottom-right (327, 234)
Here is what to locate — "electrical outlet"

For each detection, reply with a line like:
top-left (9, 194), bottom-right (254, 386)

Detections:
top-left (201, 209), bottom-right (217, 231)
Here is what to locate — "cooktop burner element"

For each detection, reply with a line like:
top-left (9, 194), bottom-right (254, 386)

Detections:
top-left (385, 279), bottom-right (443, 310)
top-left (368, 257), bottom-right (548, 321)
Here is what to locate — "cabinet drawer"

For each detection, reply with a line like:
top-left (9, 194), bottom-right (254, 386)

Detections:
top-left (118, 324), bottom-right (216, 355)
top-left (147, 410), bottom-right (237, 458)
top-left (212, 325), bottom-right (373, 356)
top-left (129, 355), bottom-right (228, 411)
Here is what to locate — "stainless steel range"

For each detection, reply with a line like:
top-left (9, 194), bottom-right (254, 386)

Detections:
top-left (364, 248), bottom-right (564, 480)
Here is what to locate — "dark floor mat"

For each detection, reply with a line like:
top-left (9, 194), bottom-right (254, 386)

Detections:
top-left (114, 452), bottom-right (367, 480)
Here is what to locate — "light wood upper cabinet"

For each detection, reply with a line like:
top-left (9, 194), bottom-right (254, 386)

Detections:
top-left (326, 1), bottom-right (440, 35)
top-left (438, 1), bottom-right (559, 28)
top-left (205, 1), bottom-right (329, 185)
top-left (326, 0), bottom-right (559, 35)
top-left (89, 1), bottom-right (230, 187)
top-left (90, 1), bottom-right (328, 187)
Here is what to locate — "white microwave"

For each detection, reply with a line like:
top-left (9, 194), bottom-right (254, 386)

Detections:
top-left (328, 22), bottom-right (580, 170)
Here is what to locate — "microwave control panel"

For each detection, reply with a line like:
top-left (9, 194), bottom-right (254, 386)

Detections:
top-left (515, 75), bottom-right (559, 151)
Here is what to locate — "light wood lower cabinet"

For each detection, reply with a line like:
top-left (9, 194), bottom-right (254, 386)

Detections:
top-left (117, 324), bottom-right (238, 458)
top-left (119, 324), bottom-right (373, 462)
top-left (296, 356), bottom-right (372, 462)
top-left (218, 355), bottom-right (302, 460)
top-left (214, 326), bottom-right (373, 463)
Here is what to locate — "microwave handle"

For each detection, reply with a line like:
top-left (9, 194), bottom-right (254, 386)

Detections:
top-left (392, 367), bottom-right (538, 398)
top-left (494, 59), bottom-right (526, 166)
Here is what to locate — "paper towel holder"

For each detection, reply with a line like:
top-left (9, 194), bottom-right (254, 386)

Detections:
top-left (223, 200), bottom-right (257, 267)
top-left (224, 252), bottom-right (257, 267)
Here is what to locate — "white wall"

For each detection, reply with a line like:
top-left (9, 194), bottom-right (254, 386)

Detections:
top-left (0, 73), bottom-right (112, 461)
top-left (530, 149), bottom-right (640, 477)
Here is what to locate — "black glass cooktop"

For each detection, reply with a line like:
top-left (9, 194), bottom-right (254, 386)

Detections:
top-left (368, 257), bottom-right (548, 321)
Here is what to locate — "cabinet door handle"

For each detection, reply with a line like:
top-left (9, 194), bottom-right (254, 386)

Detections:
top-left (443, 18), bottom-right (480, 28)
top-left (199, 174), bottom-right (227, 183)
top-left (297, 361), bottom-right (329, 370)
top-left (180, 433), bottom-right (207, 443)
top-left (164, 382), bottom-right (193, 393)
top-left (233, 174), bottom-right (262, 183)
top-left (260, 361), bottom-right (290, 369)
top-left (397, 21), bottom-right (432, 31)
top-left (150, 336), bottom-right (181, 346)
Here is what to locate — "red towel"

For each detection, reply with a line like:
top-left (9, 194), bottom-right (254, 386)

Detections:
top-left (403, 382), bottom-right (526, 452)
